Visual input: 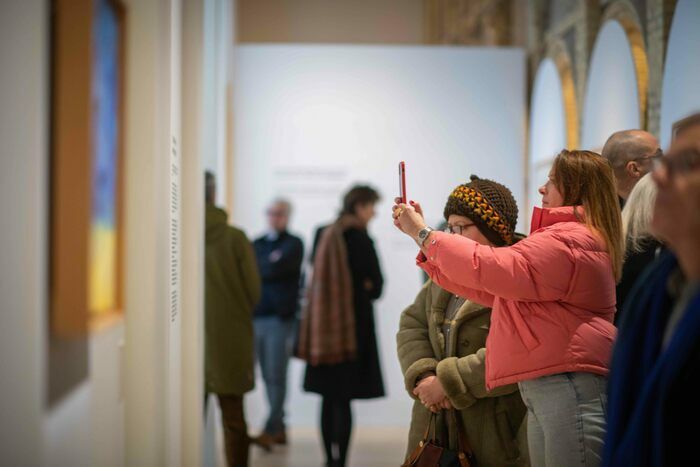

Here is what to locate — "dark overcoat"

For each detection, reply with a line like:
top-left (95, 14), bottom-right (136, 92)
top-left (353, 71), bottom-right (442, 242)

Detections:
top-left (303, 226), bottom-right (385, 400)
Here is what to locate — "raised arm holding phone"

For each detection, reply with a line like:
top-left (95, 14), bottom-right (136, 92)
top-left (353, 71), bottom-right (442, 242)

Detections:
top-left (396, 173), bottom-right (529, 466)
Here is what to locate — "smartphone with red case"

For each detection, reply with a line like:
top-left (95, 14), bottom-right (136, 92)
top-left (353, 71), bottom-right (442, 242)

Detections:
top-left (398, 161), bottom-right (407, 205)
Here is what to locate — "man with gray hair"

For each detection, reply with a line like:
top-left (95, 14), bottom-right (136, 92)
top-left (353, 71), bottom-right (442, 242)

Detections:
top-left (602, 129), bottom-right (662, 205)
top-left (251, 198), bottom-right (304, 450)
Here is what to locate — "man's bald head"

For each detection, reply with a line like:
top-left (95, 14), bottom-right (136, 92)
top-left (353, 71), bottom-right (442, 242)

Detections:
top-left (601, 129), bottom-right (660, 200)
top-left (602, 130), bottom-right (659, 168)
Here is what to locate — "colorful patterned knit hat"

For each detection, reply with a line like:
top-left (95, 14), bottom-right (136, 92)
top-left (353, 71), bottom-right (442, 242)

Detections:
top-left (443, 175), bottom-right (519, 246)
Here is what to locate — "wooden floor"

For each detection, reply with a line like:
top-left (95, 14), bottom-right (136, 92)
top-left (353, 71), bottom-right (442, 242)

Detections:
top-left (248, 426), bottom-right (408, 467)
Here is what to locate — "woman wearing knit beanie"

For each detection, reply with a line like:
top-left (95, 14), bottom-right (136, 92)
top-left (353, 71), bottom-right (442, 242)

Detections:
top-left (393, 150), bottom-right (622, 467)
top-left (397, 175), bottom-right (529, 466)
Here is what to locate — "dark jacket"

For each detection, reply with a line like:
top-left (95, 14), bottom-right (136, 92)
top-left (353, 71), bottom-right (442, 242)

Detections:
top-left (615, 238), bottom-right (662, 326)
top-left (303, 226), bottom-right (385, 399)
top-left (253, 231), bottom-right (304, 320)
top-left (603, 252), bottom-right (700, 466)
top-left (397, 281), bottom-right (529, 466)
top-left (205, 205), bottom-right (261, 395)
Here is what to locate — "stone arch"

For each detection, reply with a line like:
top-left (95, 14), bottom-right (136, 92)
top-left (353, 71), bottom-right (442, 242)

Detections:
top-left (544, 39), bottom-right (580, 148)
top-left (600, 0), bottom-right (650, 128)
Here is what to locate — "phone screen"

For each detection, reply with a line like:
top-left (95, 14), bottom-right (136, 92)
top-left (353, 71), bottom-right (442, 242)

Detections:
top-left (399, 161), bottom-right (407, 204)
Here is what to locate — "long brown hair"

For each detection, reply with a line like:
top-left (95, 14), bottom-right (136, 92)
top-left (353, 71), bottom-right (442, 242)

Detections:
top-left (552, 149), bottom-right (624, 281)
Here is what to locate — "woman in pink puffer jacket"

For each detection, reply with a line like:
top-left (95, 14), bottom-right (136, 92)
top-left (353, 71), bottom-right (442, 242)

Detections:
top-left (393, 150), bottom-right (623, 467)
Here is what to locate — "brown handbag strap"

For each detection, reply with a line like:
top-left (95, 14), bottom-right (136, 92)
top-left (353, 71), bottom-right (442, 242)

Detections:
top-left (451, 410), bottom-right (476, 467)
top-left (402, 412), bottom-right (438, 467)
top-left (423, 412), bottom-right (436, 441)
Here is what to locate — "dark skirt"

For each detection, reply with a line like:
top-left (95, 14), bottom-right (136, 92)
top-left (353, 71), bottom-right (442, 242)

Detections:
top-left (303, 300), bottom-right (385, 400)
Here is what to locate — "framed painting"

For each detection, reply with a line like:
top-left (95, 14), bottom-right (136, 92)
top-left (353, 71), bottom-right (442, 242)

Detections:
top-left (49, 0), bottom-right (125, 405)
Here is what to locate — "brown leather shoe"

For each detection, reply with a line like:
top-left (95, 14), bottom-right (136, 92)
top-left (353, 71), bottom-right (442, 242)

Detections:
top-left (270, 431), bottom-right (287, 445)
top-left (250, 433), bottom-right (274, 452)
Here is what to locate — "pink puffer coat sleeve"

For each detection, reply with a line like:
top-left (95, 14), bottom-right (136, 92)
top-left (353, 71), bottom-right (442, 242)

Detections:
top-left (417, 230), bottom-right (574, 302)
top-left (414, 255), bottom-right (496, 307)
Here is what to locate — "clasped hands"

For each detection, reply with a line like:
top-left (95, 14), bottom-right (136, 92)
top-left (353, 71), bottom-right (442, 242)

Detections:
top-left (413, 375), bottom-right (453, 413)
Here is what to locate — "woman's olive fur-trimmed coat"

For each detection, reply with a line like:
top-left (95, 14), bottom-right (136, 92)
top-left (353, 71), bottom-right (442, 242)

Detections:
top-left (397, 281), bottom-right (529, 466)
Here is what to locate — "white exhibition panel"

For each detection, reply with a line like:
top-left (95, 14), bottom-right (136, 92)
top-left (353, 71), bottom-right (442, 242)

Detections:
top-left (233, 45), bottom-right (526, 428)
top-left (528, 59), bottom-right (568, 221)
top-left (659, 0), bottom-right (700, 148)
top-left (581, 20), bottom-right (640, 150)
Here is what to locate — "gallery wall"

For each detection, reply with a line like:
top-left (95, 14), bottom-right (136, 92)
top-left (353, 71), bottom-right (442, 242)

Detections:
top-left (1, 0), bottom-right (213, 465)
top-left (0, 1), bottom-right (49, 464)
top-left (232, 44), bottom-right (526, 428)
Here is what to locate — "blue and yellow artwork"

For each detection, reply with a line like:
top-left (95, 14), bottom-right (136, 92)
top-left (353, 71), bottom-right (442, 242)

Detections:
top-left (90, 0), bottom-right (121, 314)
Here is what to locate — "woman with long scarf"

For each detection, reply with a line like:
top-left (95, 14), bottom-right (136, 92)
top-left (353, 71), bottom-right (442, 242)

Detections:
top-left (297, 185), bottom-right (385, 467)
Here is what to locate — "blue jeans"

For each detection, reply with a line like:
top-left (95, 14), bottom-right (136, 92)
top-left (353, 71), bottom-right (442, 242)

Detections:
top-left (254, 316), bottom-right (295, 434)
top-left (518, 372), bottom-right (608, 467)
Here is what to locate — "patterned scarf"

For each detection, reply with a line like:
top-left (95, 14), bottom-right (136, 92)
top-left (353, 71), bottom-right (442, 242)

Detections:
top-left (296, 215), bottom-right (360, 366)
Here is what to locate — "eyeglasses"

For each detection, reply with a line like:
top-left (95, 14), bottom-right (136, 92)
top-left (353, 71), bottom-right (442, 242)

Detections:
top-left (444, 223), bottom-right (475, 235)
top-left (632, 148), bottom-right (664, 163)
top-left (653, 147), bottom-right (700, 177)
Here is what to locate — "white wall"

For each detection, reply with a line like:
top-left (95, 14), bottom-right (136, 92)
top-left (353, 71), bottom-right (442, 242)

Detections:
top-left (232, 45), bottom-right (526, 428)
top-left (123, 0), bottom-right (187, 464)
top-left (0, 1), bottom-right (49, 464)
top-left (168, 1), bottom-right (183, 465)
top-left (44, 325), bottom-right (125, 467)
top-left (528, 59), bottom-right (568, 223)
top-left (181, 0), bottom-right (208, 465)
top-left (659, 0), bottom-right (700, 148)
top-left (581, 20), bottom-right (641, 150)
